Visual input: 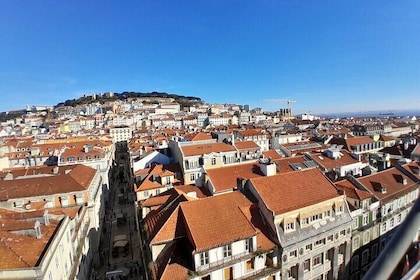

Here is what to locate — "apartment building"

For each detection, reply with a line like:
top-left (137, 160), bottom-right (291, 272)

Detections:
top-left (234, 140), bottom-right (262, 162)
top-left (307, 147), bottom-right (368, 180)
top-left (233, 129), bottom-right (270, 151)
top-left (343, 163), bottom-right (420, 279)
top-left (56, 138), bottom-right (115, 187)
top-left (109, 125), bottom-right (133, 143)
top-left (246, 167), bottom-right (353, 280)
top-left (133, 163), bottom-right (182, 202)
top-left (0, 209), bottom-right (76, 280)
top-left (144, 191), bottom-right (279, 280)
top-left (0, 164), bottom-right (105, 279)
top-left (334, 180), bottom-right (379, 280)
top-left (169, 139), bottom-right (237, 186)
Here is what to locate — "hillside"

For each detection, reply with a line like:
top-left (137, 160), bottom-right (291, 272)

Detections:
top-left (56, 91), bottom-right (202, 108)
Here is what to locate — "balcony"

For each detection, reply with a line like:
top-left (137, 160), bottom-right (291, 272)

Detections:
top-left (196, 251), bottom-right (252, 273)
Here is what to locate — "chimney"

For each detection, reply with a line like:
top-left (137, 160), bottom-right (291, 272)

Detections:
top-left (236, 177), bottom-right (247, 190)
top-left (259, 158), bottom-right (276, 176)
top-left (52, 166), bottom-right (59, 174)
top-left (34, 221), bottom-right (42, 239)
top-left (43, 210), bottom-right (50, 226)
top-left (186, 191), bottom-right (197, 198)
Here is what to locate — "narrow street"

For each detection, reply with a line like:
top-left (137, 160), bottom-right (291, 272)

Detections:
top-left (96, 144), bottom-right (144, 280)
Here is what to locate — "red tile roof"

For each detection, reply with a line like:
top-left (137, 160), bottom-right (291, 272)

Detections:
top-left (0, 165), bottom-right (97, 201)
top-left (310, 150), bottom-right (360, 169)
top-left (180, 191), bottom-right (256, 252)
top-left (206, 162), bottom-right (266, 193)
top-left (184, 132), bottom-right (212, 141)
top-left (234, 140), bottom-right (260, 150)
top-left (0, 220), bottom-right (60, 269)
top-left (262, 150), bottom-right (283, 160)
top-left (357, 166), bottom-right (419, 203)
top-left (335, 179), bottom-right (373, 201)
top-left (181, 142), bottom-right (236, 157)
top-left (250, 168), bottom-right (340, 215)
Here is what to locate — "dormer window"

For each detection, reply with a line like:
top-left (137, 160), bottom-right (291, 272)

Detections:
top-left (200, 251), bottom-right (209, 266)
top-left (245, 238), bottom-right (253, 253)
top-left (223, 244), bottom-right (232, 258)
top-left (285, 221), bottom-right (295, 231)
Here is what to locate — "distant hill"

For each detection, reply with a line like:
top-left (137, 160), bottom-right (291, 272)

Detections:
top-left (55, 91), bottom-right (202, 108)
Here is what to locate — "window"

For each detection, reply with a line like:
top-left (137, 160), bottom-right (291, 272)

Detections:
top-left (390, 218), bottom-right (394, 228)
top-left (303, 259), bottom-right (310, 271)
top-left (324, 210), bottom-right (331, 217)
top-left (310, 213), bottom-right (322, 222)
top-left (362, 214), bottom-right (369, 226)
top-left (353, 218), bottom-right (359, 229)
top-left (305, 244), bottom-right (312, 251)
top-left (371, 244), bottom-right (378, 259)
top-left (246, 258), bottom-right (255, 270)
top-left (285, 221), bottom-right (295, 231)
top-left (382, 222), bottom-right (387, 233)
top-left (352, 236), bottom-right (360, 250)
top-left (363, 231), bottom-right (370, 244)
top-left (223, 244), bottom-right (232, 258)
top-left (301, 217), bottom-right (309, 225)
top-left (340, 229), bottom-right (346, 236)
top-left (211, 157), bottom-right (216, 165)
top-left (166, 177), bottom-right (170, 185)
top-left (397, 213), bottom-right (402, 224)
top-left (200, 251), bottom-right (209, 266)
top-left (327, 235), bottom-right (334, 242)
top-left (362, 250), bottom-right (369, 266)
top-left (351, 256), bottom-right (359, 272)
top-left (313, 253), bottom-right (323, 266)
top-left (289, 250), bottom-right (297, 258)
top-left (245, 238), bottom-right (253, 253)
top-left (315, 238), bottom-right (325, 247)
top-left (143, 190), bottom-right (149, 197)
top-left (190, 173), bottom-right (195, 181)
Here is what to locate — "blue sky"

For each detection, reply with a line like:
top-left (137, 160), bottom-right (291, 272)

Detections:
top-left (1, 1), bottom-right (419, 114)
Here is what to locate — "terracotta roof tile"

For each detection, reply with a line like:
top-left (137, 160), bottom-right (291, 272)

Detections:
top-left (206, 162), bottom-right (265, 193)
top-left (0, 220), bottom-right (60, 269)
top-left (0, 165), bottom-right (97, 201)
top-left (310, 150), bottom-right (360, 169)
top-left (335, 179), bottom-right (372, 201)
top-left (250, 168), bottom-right (340, 215)
top-left (262, 150), bottom-right (283, 160)
top-left (180, 191), bottom-right (256, 252)
top-left (357, 166), bottom-right (419, 203)
top-left (181, 142), bottom-right (236, 157)
top-left (234, 140), bottom-right (260, 150)
top-left (184, 132), bottom-right (212, 141)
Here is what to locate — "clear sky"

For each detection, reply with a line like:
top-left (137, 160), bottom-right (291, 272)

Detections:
top-left (1, 1), bottom-right (419, 114)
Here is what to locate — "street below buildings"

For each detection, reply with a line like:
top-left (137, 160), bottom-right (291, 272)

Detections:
top-left (96, 146), bottom-right (144, 280)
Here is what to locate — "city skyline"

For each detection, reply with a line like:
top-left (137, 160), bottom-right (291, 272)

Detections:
top-left (1, 1), bottom-right (420, 114)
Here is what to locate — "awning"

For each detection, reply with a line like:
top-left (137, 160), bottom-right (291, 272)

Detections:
top-left (113, 240), bottom-right (128, 248)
